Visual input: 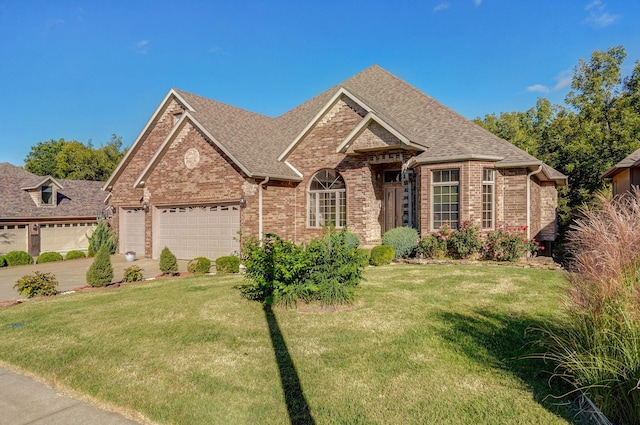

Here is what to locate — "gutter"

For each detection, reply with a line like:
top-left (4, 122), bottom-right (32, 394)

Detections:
top-left (526, 165), bottom-right (543, 239)
top-left (258, 177), bottom-right (270, 241)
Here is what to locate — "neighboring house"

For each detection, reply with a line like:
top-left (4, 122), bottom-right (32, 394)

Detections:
top-left (103, 65), bottom-right (567, 260)
top-left (601, 147), bottom-right (640, 196)
top-left (0, 162), bottom-right (107, 257)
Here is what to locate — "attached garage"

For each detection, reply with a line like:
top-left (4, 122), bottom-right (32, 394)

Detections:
top-left (120, 208), bottom-right (146, 256)
top-left (153, 204), bottom-right (240, 260)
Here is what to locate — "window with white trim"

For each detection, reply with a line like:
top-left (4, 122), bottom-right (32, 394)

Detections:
top-left (308, 169), bottom-right (346, 228)
top-left (432, 169), bottom-right (459, 230)
top-left (482, 169), bottom-right (495, 229)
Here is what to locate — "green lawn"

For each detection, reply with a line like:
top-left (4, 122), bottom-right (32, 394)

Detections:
top-left (0, 264), bottom-right (576, 424)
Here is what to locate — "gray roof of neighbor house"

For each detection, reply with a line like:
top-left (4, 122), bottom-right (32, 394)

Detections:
top-left (106, 65), bottom-right (567, 188)
top-left (601, 147), bottom-right (640, 178)
top-left (0, 162), bottom-right (107, 220)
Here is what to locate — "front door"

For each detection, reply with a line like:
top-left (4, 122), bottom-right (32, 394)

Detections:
top-left (384, 186), bottom-right (404, 232)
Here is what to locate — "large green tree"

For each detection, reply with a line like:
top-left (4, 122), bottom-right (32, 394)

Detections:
top-left (24, 134), bottom-right (126, 181)
top-left (476, 45), bottom-right (640, 230)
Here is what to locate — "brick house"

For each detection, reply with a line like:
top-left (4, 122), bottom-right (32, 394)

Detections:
top-left (104, 65), bottom-right (567, 260)
top-left (0, 162), bottom-right (107, 257)
top-left (601, 147), bottom-right (640, 196)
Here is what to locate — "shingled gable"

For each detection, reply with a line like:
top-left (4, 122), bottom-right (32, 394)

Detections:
top-left (601, 147), bottom-right (640, 178)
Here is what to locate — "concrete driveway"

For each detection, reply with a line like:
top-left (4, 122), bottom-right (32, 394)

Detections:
top-left (0, 255), bottom-right (189, 302)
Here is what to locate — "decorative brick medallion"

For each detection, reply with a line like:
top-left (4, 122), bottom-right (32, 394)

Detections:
top-left (184, 148), bottom-right (200, 169)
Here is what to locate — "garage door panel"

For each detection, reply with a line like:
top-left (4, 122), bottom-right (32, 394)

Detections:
top-left (154, 204), bottom-right (240, 260)
top-left (41, 222), bottom-right (96, 253)
top-left (121, 208), bottom-right (145, 256)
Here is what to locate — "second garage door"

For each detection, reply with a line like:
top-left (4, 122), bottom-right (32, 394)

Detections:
top-left (154, 204), bottom-right (240, 260)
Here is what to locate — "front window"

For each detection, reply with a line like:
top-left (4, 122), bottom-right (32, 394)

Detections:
top-left (41, 185), bottom-right (54, 205)
top-left (432, 169), bottom-right (459, 230)
top-left (482, 169), bottom-right (495, 229)
top-left (308, 169), bottom-right (346, 228)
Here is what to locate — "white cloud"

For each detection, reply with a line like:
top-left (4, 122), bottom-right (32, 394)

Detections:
top-left (526, 69), bottom-right (574, 95)
top-left (553, 69), bottom-right (573, 91)
top-left (473, 0), bottom-right (482, 6)
top-left (433, 2), bottom-right (450, 12)
top-left (133, 40), bottom-right (150, 54)
top-left (584, 0), bottom-right (620, 28)
top-left (526, 84), bottom-right (550, 93)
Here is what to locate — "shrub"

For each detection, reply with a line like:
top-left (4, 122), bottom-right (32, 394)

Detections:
top-left (14, 271), bottom-right (58, 298)
top-left (4, 250), bottom-right (34, 266)
top-left (381, 227), bottom-right (419, 259)
top-left (87, 218), bottom-right (118, 256)
top-left (355, 248), bottom-right (370, 268)
top-left (370, 245), bottom-right (395, 266)
top-left (239, 228), bottom-right (366, 307)
top-left (533, 191), bottom-right (640, 425)
top-left (214, 256), bottom-right (238, 274)
top-left (0, 256), bottom-right (6, 267)
top-left (417, 235), bottom-right (447, 259)
top-left (86, 244), bottom-right (113, 287)
top-left (482, 225), bottom-right (537, 262)
top-left (37, 251), bottom-right (64, 264)
top-left (189, 257), bottom-right (212, 274)
top-left (123, 265), bottom-right (144, 282)
top-left (65, 250), bottom-right (86, 260)
top-left (336, 230), bottom-right (360, 250)
top-left (159, 246), bottom-right (178, 275)
top-left (446, 222), bottom-right (482, 259)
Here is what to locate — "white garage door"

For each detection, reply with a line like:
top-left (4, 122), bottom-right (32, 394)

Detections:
top-left (40, 222), bottom-right (96, 253)
top-left (120, 208), bottom-right (146, 256)
top-left (154, 204), bottom-right (240, 260)
top-left (0, 224), bottom-right (28, 255)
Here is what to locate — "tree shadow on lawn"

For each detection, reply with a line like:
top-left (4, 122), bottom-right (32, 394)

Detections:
top-left (434, 309), bottom-right (583, 424)
top-left (264, 305), bottom-right (315, 425)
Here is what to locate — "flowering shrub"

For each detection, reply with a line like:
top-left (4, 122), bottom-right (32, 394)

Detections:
top-left (446, 221), bottom-right (482, 259)
top-left (482, 225), bottom-right (541, 262)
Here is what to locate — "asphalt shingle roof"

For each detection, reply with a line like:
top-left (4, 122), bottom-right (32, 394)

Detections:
top-left (602, 147), bottom-right (640, 178)
top-left (153, 65), bottom-right (565, 183)
top-left (0, 163), bottom-right (106, 220)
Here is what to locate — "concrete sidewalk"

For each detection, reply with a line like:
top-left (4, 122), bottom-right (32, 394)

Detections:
top-left (0, 366), bottom-right (144, 425)
top-left (0, 255), bottom-right (189, 302)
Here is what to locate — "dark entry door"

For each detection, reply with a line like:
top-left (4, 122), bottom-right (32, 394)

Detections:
top-left (384, 186), bottom-right (404, 232)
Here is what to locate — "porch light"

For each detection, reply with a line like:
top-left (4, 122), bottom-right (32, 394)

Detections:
top-left (239, 196), bottom-right (246, 208)
top-left (142, 202), bottom-right (149, 213)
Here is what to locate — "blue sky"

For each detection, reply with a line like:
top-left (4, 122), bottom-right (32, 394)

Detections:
top-left (1, 0), bottom-right (639, 166)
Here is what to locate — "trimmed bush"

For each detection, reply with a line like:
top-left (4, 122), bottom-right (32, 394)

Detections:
top-left (123, 265), bottom-right (144, 282)
top-left (65, 250), bottom-right (86, 260)
top-left (86, 244), bottom-right (113, 287)
top-left (87, 219), bottom-right (118, 256)
top-left (0, 256), bottom-right (6, 267)
top-left (214, 256), bottom-right (238, 274)
top-left (37, 251), bottom-right (64, 264)
top-left (188, 257), bottom-right (212, 274)
top-left (4, 250), bottom-right (34, 266)
top-left (14, 271), bottom-right (58, 298)
top-left (382, 227), bottom-right (419, 259)
top-left (159, 246), bottom-right (178, 275)
top-left (370, 245), bottom-right (395, 266)
top-left (482, 226), bottom-right (534, 262)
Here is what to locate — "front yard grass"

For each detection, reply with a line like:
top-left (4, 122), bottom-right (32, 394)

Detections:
top-left (0, 264), bottom-right (575, 424)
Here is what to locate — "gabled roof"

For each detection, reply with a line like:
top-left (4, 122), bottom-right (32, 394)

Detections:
top-left (106, 65), bottom-right (567, 188)
top-left (0, 162), bottom-right (106, 220)
top-left (602, 147), bottom-right (640, 178)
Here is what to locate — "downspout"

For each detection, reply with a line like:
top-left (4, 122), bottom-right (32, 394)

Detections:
top-left (526, 165), bottom-right (543, 239)
top-left (258, 177), bottom-right (270, 241)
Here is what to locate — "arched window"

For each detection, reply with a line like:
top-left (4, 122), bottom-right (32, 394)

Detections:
top-left (308, 169), bottom-right (346, 228)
